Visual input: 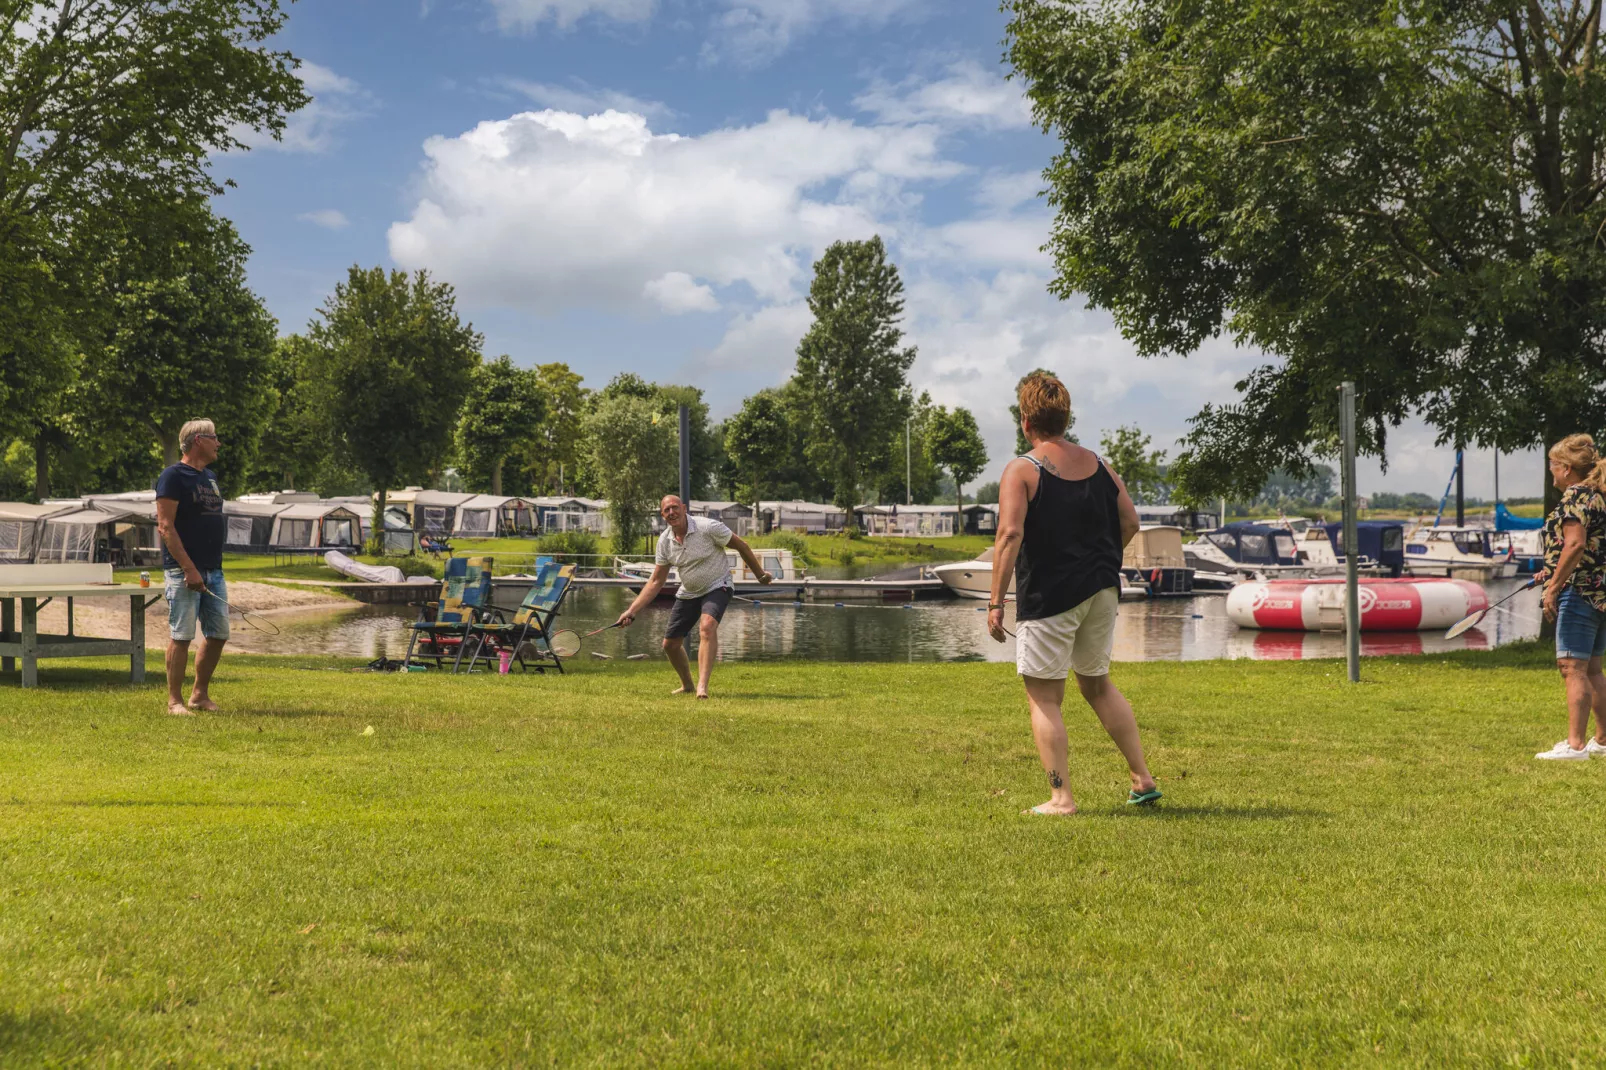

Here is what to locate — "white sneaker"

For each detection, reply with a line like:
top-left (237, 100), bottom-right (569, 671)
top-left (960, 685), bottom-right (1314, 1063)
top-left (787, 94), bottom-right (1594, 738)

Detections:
top-left (1587, 739), bottom-right (1606, 757)
top-left (1536, 740), bottom-right (1590, 761)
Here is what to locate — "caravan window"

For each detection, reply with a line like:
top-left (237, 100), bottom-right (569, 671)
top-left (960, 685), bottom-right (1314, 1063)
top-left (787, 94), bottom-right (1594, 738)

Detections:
top-left (459, 509), bottom-right (492, 534)
top-left (226, 517), bottom-right (255, 546)
top-left (421, 506), bottom-right (451, 534)
top-left (323, 518), bottom-right (355, 546)
top-left (280, 519), bottom-right (314, 546)
top-left (0, 521), bottom-right (20, 554)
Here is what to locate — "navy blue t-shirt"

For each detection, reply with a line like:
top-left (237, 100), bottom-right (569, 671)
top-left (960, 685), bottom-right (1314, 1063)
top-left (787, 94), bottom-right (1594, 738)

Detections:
top-left (154, 463), bottom-right (225, 571)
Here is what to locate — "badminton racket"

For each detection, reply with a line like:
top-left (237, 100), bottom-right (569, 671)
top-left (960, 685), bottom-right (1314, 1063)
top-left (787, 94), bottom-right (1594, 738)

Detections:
top-left (200, 586), bottom-right (282, 635)
top-left (544, 622), bottom-right (622, 658)
top-left (1443, 578), bottom-right (1538, 640)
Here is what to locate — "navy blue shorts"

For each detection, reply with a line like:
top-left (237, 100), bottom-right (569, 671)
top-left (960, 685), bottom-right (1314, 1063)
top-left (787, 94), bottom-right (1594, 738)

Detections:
top-left (1556, 587), bottom-right (1606, 661)
top-left (665, 587), bottom-right (732, 640)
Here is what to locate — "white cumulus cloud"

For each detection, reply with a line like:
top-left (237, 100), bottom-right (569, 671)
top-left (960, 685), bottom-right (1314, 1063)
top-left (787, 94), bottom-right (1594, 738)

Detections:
top-left (645, 272), bottom-right (720, 313)
top-left (501, 78), bottom-right (670, 119)
top-left (855, 60), bottom-right (1033, 130)
top-left (487, 0), bottom-right (654, 31)
top-left (388, 107), bottom-right (958, 311)
top-left (297, 209), bottom-right (350, 230)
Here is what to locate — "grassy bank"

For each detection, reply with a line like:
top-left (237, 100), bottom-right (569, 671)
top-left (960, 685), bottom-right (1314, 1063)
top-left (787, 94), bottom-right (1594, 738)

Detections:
top-left (2, 644), bottom-right (1602, 1065)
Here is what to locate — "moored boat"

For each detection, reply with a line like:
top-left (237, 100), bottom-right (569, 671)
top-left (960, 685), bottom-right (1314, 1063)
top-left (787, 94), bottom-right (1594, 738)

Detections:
top-left (1122, 525), bottom-right (1194, 596)
top-left (1226, 577), bottom-right (1488, 631)
top-left (1402, 525), bottom-right (1517, 578)
top-left (617, 548), bottom-right (804, 598)
top-left (933, 548), bottom-right (1148, 600)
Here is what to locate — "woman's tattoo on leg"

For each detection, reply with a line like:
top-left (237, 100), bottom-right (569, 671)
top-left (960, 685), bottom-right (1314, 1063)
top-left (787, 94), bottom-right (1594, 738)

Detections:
top-left (1048, 769), bottom-right (1064, 789)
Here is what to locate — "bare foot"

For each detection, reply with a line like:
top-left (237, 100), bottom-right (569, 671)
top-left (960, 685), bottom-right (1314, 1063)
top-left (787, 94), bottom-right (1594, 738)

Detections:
top-left (1022, 801), bottom-right (1078, 816)
top-left (695, 689), bottom-right (710, 700)
top-left (167, 701), bottom-right (196, 717)
top-left (670, 686), bottom-right (694, 696)
top-left (189, 697), bottom-right (220, 713)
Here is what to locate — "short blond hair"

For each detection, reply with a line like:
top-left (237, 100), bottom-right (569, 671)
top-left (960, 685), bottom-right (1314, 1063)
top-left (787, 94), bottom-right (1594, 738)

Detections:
top-left (1018, 374), bottom-right (1071, 440)
top-left (1550, 433), bottom-right (1606, 493)
top-left (179, 419), bottom-right (216, 454)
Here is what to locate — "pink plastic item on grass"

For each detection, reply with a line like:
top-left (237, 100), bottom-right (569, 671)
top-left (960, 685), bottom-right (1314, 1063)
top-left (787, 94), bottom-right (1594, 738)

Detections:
top-left (498, 649), bottom-right (513, 674)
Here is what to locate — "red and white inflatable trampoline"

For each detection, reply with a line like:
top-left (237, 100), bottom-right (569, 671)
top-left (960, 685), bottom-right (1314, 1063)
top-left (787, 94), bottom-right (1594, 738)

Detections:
top-left (1226, 578), bottom-right (1488, 632)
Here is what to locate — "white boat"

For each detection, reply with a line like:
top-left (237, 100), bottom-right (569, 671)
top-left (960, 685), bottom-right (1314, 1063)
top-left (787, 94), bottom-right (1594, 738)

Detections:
top-left (932, 548), bottom-right (1148, 601)
top-left (1402, 525), bottom-right (1517, 578)
top-left (617, 548), bottom-right (804, 596)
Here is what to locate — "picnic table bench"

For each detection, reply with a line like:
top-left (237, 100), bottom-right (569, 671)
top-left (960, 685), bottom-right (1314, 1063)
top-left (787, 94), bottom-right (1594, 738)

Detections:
top-left (0, 563), bottom-right (160, 688)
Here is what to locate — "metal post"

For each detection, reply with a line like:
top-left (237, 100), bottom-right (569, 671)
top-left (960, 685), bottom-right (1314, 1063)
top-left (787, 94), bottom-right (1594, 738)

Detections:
top-left (1494, 451), bottom-right (1500, 508)
top-left (1341, 382), bottom-right (1360, 683)
top-left (678, 404), bottom-right (691, 504)
top-left (906, 417), bottom-right (912, 506)
top-left (1455, 447), bottom-right (1465, 526)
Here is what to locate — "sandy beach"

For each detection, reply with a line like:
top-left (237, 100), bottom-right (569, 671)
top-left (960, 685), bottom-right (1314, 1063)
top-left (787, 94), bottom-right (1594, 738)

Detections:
top-left (18, 580), bottom-right (353, 642)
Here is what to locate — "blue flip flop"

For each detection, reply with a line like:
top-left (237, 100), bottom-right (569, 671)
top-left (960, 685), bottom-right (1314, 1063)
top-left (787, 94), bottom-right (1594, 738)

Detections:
top-left (1126, 787), bottom-right (1163, 806)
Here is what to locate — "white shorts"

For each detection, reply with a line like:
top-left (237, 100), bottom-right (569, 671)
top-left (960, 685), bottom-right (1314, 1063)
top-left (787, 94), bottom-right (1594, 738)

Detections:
top-left (1015, 587), bottom-right (1118, 680)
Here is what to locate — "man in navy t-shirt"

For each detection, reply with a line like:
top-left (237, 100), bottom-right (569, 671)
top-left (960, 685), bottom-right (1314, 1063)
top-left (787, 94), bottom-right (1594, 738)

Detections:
top-left (155, 419), bottom-right (229, 716)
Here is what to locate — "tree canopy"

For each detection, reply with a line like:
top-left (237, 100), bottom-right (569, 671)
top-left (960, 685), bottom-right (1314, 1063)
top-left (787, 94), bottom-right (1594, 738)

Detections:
top-left (586, 392), bottom-right (677, 555)
top-left (926, 406), bottom-right (988, 519)
top-left (1007, 0), bottom-right (1606, 506)
top-left (458, 356), bottom-right (546, 495)
top-left (1098, 426), bottom-right (1169, 505)
top-left (307, 267), bottom-right (482, 548)
top-left (793, 236), bottom-right (917, 510)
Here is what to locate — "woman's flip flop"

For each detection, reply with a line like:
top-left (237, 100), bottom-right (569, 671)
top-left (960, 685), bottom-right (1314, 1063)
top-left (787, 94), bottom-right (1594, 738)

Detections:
top-left (1126, 787), bottom-right (1163, 806)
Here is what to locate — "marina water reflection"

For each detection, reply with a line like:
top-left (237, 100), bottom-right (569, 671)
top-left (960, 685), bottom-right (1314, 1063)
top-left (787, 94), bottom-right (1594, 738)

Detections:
top-left (226, 576), bottom-right (1544, 663)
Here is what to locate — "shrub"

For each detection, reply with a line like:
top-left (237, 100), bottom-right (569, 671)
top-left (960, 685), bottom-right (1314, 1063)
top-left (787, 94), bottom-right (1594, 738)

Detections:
top-left (537, 530), bottom-right (601, 558)
top-left (759, 531), bottom-right (809, 557)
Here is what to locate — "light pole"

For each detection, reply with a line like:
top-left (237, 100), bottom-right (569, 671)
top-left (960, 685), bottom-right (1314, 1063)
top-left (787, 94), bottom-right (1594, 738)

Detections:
top-left (905, 416), bottom-right (912, 506)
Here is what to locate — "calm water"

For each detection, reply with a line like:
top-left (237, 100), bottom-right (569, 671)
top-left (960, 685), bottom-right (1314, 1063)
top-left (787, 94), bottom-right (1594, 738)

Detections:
top-left (228, 576), bottom-right (1543, 663)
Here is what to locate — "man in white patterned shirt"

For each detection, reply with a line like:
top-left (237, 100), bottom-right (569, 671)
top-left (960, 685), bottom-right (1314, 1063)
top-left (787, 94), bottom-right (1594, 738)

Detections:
top-left (616, 495), bottom-right (774, 698)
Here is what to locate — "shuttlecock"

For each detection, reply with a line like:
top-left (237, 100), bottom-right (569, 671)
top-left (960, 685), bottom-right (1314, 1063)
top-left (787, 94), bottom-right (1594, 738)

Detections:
top-left (361, 725), bottom-right (375, 736)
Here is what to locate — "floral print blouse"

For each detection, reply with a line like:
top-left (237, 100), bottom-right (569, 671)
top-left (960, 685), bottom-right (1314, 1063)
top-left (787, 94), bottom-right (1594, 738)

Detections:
top-left (1543, 483), bottom-right (1606, 613)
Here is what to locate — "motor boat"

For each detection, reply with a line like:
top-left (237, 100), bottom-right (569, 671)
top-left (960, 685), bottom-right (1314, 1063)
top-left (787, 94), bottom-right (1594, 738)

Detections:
top-left (617, 548), bottom-right (805, 597)
top-left (933, 547), bottom-right (1149, 601)
top-left (1402, 525), bottom-right (1517, 578)
top-left (1122, 525), bottom-right (1194, 596)
top-left (1226, 577), bottom-right (1488, 631)
top-left (1187, 521), bottom-right (1345, 580)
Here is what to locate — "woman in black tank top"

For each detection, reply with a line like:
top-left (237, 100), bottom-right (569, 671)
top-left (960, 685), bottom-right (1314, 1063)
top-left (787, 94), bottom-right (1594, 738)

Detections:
top-left (988, 373), bottom-right (1160, 816)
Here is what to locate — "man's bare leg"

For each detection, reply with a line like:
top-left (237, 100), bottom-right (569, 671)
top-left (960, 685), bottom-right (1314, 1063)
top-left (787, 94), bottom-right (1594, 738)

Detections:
top-left (1022, 675), bottom-right (1076, 814)
top-left (189, 638), bottom-right (225, 711)
top-left (1075, 672), bottom-right (1156, 793)
top-left (695, 616), bottom-right (718, 699)
top-left (662, 636), bottom-right (695, 695)
top-left (165, 639), bottom-right (195, 716)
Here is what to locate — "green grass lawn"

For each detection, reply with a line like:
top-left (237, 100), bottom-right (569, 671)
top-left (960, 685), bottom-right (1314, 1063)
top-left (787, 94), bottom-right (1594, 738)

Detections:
top-left (3, 645), bottom-right (1602, 1065)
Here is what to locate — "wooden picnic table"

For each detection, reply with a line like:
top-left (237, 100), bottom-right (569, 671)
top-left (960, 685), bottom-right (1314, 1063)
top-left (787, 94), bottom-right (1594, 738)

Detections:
top-left (0, 581), bottom-right (160, 688)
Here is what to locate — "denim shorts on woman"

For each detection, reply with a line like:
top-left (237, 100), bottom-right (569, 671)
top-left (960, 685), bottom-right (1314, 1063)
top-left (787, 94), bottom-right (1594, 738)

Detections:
top-left (1556, 587), bottom-right (1606, 661)
top-left (164, 567), bottom-right (230, 642)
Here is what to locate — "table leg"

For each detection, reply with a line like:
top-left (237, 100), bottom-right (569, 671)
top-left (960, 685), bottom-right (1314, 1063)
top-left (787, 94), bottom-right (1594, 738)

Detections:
top-left (21, 597), bottom-right (38, 688)
top-left (2, 597), bottom-right (12, 674)
top-left (130, 593), bottom-right (146, 683)
top-left (67, 596), bottom-right (75, 637)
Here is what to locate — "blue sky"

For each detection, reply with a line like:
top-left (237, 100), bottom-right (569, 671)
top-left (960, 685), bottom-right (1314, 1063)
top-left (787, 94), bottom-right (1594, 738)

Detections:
top-left (212, 0), bottom-right (1536, 500)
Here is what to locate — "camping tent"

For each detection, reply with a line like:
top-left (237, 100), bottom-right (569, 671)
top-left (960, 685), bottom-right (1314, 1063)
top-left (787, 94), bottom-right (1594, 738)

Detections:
top-left (36, 504), bottom-right (161, 565)
top-left (269, 503), bottom-right (362, 550)
top-left (0, 503), bottom-right (77, 563)
top-left (452, 494), bottom-right (537, 537)
top-left (402, 491), bottom-right (477, 536)
top-left (531, 496), bottom-right (610, 535)
top-left (224, 500), bottom-right (289, 553)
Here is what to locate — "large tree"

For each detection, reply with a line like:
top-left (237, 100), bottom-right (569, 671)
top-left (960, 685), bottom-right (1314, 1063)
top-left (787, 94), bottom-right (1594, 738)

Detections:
top-left (1098, 426), bottom-right (1169, 505)
top-left (249, 335), bottom-right (326, 494)
top-left (307, 267), bottom-right (482, 551)
top-left (926, 405), bottom-right (989, 524)
top-left (585, 392), bottom-right (677, 555)
top-left (793, 236), bottom-right (917, 510)
top-left (1007, 0), bottom-right (1606, 509)
top-left (724, 389), bottom-right (792, 508)
top-left (457, 356), bottom-right (546, 495)
top-left (0, 0), bottom-right (306, 468)
top-left (77, 197), bottom-right (279, 482)
top-left (523, 362), bottom-right (588, 495)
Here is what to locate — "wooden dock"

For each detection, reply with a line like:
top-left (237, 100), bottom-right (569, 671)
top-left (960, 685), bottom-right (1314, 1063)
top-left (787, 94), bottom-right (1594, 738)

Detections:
top-left (271, 574), bottom-right (955, 606)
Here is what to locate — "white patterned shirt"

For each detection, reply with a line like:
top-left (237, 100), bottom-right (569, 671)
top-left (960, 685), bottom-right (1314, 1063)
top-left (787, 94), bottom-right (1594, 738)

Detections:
top-left (656, 515), bottom-right (734, 599)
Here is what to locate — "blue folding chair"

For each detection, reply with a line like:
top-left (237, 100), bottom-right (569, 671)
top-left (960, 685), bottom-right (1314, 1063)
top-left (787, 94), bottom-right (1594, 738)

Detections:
top-left (404, 555), bottom-right (494, 672)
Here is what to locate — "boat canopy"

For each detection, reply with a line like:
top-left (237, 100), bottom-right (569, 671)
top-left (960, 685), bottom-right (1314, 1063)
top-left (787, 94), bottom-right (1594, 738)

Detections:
top-left (1203, 522), bottom-right (1301, 566)
top-left (1123, 526), bottom-right (1187, 569)
top-left (1494, 503), bottom-right (1543, 532)
top-left (1322, 521), bottom-right (1406, 576)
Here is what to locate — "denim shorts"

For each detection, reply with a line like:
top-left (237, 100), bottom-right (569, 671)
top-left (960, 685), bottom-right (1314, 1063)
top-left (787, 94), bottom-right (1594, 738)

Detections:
top-left (1556, 587), bottom-right (1606, 661)
top-left (164, 567), bottom-right (231, 642)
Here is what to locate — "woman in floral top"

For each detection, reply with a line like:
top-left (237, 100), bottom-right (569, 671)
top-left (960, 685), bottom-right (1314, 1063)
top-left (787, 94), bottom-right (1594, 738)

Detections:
top-left (1533, 434), bottom-right (1606, 761)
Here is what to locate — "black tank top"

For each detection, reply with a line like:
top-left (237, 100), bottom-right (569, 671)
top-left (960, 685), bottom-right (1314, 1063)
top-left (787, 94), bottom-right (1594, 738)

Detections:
top-left (1015, 454), bottom-right (1123, 621)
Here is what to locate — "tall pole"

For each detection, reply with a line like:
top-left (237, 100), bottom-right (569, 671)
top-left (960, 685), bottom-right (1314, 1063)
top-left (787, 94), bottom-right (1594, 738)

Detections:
top-left (905, 417), bottom-right (912, 506)
top-left (1494, 450), bottom-right (1500, 508)
top-left (1340, 381), bottom-right (1360, 683)
top-left (678, 404), bottom-right (690, 505)
top-left (1455, 447), bottom-right (1465, 527)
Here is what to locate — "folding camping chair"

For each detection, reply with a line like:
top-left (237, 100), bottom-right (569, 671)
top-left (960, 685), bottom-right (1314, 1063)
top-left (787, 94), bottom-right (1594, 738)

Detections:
top-left (404, 555), bottom-right (493, 672)
top-left (462, 561), bottom-right (577, 674)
